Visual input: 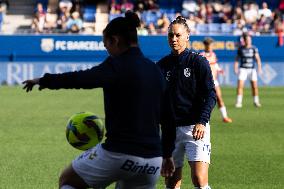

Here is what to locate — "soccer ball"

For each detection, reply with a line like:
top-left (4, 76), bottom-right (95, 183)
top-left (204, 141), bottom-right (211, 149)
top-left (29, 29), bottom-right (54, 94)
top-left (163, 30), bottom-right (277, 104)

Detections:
top-left (66, 112), bottom-right (104, 150)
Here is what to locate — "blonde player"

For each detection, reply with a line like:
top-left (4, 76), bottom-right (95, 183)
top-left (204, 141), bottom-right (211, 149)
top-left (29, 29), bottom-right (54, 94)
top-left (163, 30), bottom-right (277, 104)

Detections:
top-left (201, 37), bottom-right (232, 123)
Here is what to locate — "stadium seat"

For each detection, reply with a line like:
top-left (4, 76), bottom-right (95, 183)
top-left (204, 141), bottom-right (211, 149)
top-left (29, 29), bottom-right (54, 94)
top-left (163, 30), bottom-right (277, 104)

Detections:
top-left (83, 5), bottom-right (96, 22)
top-left (142, 11), bottom-right (158, 25)
top-left (221, 23), bottom-right (233, 34)
top-left (208, 23), bottom-right (221, 34)
top-left (159, 0), bottom-right (182, 13)
top-left (196, 24), bottom-right (208, 34)
top-left (109, 13), bottom-right (123, 21)
top-left (159, 8), bottom-right (175, 14)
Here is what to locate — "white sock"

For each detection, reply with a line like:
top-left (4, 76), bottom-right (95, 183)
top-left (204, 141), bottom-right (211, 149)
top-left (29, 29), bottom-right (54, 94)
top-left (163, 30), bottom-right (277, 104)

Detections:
top-left (236, 95), bottom-right (243, 104)
top-left (194, 184), bottom-right (211, 189)
top-left (254, 96), bottom-right (260, 103)
top-left (60, 185), bottom-right (76, 189)
top-left (219, 106), bottom-right (228, 118)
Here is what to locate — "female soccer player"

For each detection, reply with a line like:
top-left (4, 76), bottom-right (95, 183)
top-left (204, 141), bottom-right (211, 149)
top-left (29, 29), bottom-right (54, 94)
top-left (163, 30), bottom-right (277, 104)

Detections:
top-left (23, 11), bottom-right (175, 189)
top-left (201, 37), bottom-right (232, 123)
top-left (234, 33), bottom-right (262, 108)
top-left (157, 16), bottom-right (216, 189)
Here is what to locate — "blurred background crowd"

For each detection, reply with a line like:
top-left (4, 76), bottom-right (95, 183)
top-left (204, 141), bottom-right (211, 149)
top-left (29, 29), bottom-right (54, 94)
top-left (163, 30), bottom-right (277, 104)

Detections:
top-left (0, 0), bottom-right (283, 36)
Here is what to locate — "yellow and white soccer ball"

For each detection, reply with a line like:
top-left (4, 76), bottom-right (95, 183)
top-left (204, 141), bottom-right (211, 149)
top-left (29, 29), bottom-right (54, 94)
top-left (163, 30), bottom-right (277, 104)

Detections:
top-left (66, 112), bottom-right (104, 150)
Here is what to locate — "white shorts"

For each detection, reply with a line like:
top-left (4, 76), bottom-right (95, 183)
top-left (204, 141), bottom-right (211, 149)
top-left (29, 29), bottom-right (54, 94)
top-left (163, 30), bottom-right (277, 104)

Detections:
top-left (173, 124), bottom-right (211, 168)
top-left (238, 68), bottom-right (258, 81)
top-left (72, 144), bottom-right (162, 189)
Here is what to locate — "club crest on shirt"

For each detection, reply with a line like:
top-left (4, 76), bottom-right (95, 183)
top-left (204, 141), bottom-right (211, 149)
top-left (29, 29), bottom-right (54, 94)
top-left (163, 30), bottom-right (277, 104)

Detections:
top-left (184, 68), bottom-right (191, 77)
top-left (166, 71), bottom-right (171, 81)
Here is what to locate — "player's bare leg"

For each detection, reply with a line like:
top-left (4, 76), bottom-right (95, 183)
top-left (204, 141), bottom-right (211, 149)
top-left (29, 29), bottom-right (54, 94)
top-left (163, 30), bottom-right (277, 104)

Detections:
top-left (236, 80), bottom-right (244, 108)
top-left (215, 86), bottom-right (232, 123)
top-left (251, 80), bottom-right (261, 107)
top-left (59, 164), bottom-right (89, 189)
top-left (189, 161), bottom-right (211, 188)
top-left (165, 167), bottom-right (182, 189)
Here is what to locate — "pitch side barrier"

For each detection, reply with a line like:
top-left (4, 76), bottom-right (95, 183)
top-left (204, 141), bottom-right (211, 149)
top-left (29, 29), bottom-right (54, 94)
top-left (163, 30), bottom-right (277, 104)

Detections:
top-left (0, 35), bottom-right (283, 86)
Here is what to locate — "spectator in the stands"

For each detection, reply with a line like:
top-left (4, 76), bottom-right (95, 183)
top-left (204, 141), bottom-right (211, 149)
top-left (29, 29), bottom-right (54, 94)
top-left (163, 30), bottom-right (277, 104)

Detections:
top-left (196, 3), bottom-right (206, 24)
top-left (57, 5), bottom-right (70, 31)
top-left (233, 18), bottom-right (246, 35)
top-left (31, 2), bottom-right (46, 33)
top-left (280, 0), bottom-right (284, 14)
top-left (144, 0), bottom-right (159, 11)
top-left (44, 7), bottom-right (58, 33)
top-left (120, 0), bottom-right (134, 13)
top-left (249, 22), bottom-right (260, 36)
top-left (272, 10), bottom-right (284, 45)
top-left (205, 3), bottom-right (214, 23)
top-left (182, 0), bottom-right (198, 17)
top-left (66, 11), bottom-right (83, 33)
top-left (257, 14), bottom-right (271, 33)
top-left (148, 22), bottom-right (157, 35)
top-left (110, 0), bottom-right (121, 14)
top-left (244, 2), bottom-right (258, 25)
top-left (59, 0), bottom-right (73, 13)
top-left (186, 13), bottom-right (197, 34)
top-left (220, 2), bottom-right (233, 23)
top-left (157, 13), bottom-right (170, 34)
top-left (0, 0), bottom-right (8, 25)
top-left (233, 6), bottom-right (245, 22)
top-left (71, 0), bottom-right (82, 13)
top-left (105, 0), bottom-right (283, 36)
top-left (212, 1), bottom-right (223, 15)
top-left (134, 0), bottom-right (144, 13)
top-left (258, 2), bottom-right (272, 19)
top-left (137, 20), bottom-right (148, 35)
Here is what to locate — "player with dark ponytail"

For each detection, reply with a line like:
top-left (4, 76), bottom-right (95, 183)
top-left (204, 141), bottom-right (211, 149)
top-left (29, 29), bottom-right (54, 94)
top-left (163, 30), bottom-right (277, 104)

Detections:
top-left (23, 11), bottom-right (175, 189)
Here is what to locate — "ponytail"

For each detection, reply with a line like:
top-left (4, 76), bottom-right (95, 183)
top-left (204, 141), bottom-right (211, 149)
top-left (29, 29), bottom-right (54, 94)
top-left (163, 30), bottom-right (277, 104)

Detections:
top-left (103, 11), bottom-right (140, 46)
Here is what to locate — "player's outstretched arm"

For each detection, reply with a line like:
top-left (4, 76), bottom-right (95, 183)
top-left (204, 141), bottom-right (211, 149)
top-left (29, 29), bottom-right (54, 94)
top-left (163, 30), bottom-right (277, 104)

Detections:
top-left (22, 78), bottom-right (42, 92)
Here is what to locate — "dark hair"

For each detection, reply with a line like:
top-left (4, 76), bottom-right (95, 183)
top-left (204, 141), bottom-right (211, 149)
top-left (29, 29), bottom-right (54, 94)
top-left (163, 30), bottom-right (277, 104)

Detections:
top-left (169, 16), bottom-right (190, 33)
top-left (203, 37), bottom-right (214, 45)
top-left (103, 11), bottom-right (140, 46)
top-left (242, 32), bottom-right (251, 39)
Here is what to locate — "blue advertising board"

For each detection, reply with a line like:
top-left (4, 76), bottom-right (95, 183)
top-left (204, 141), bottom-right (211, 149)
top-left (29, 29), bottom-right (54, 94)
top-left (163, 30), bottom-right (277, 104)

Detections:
top-left (0, 61), bottom-right (283, 86)
top-left (0, 35), bottom-right (283, 86)
top-left (0, 35), bottom-right (283, 62)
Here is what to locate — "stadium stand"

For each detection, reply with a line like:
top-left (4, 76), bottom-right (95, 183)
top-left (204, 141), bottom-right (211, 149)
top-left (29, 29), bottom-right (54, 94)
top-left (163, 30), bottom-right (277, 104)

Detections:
top-left (0, 0), bottom-right (283, 36)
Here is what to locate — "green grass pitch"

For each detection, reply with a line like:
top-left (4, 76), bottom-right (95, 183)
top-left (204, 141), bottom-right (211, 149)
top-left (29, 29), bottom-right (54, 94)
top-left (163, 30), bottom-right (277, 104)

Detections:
top-left (0, 86), bottom-right (283, 189)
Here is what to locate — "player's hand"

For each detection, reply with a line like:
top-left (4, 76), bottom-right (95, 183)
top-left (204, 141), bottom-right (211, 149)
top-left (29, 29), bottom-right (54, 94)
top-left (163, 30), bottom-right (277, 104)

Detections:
top-left (22, 78), bottom-right (40, 92)
top-left (234, 68), bottom-right (238, 75)
top-left (161, 157), bottom-right (175, 178)
top-left (192, 123), bottom-right (206, 140)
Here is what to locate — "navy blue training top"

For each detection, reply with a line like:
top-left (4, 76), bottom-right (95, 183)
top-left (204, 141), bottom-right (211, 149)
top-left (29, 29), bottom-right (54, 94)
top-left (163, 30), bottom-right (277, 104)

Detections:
top-left (237, 45), bottom-right (259, 69)
top-left (157, 48), bottom-right (216, 126)
top-left (39, 47), bottom-right (175, 158)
